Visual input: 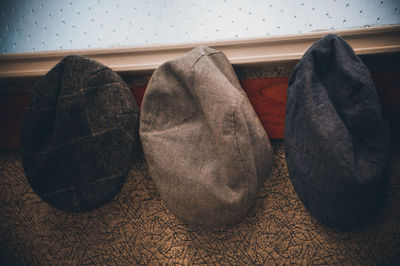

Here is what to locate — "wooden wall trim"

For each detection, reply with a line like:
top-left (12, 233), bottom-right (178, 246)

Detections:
top-left (0, 25), bottom-right (399, 78)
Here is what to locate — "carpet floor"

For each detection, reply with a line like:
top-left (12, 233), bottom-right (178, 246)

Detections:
top-left (1, 139), bottom-right (400, 265)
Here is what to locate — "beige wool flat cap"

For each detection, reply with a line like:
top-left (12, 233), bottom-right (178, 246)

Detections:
top-left (140, 46), bottom-right (273, 228)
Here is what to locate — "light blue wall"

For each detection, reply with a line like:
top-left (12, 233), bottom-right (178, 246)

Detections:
top-left (1, 0), bottom-right (399, 54)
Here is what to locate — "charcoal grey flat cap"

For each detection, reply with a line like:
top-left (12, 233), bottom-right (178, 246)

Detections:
top-left (140, 46), bottom-right (273, 228)
top-left (285, 34), bottom-right (390, 228)
top-left (20, 55), bottom-right (139, 212)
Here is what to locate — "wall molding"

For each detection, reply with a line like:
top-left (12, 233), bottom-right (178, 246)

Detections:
top-left (0, 25), bottom-right (399, 78)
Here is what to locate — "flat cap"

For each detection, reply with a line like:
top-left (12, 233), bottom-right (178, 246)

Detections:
top-left (20, 55), bottom-right (139, 212)
top-left (140, 46), bottom-right (273, 228)
top-left (285, 34), bottom-right (390, 228)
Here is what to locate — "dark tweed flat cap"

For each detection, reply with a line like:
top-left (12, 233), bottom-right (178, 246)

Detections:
top-left (20, 55), bottom-right (139, 212)
top-left (285, 34), bottom-right (390, 228)
top-left (140, 46), bottom-right (273, 228)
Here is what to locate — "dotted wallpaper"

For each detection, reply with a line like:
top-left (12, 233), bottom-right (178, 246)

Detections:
top-left (0, 0), bottom-right (399, 54)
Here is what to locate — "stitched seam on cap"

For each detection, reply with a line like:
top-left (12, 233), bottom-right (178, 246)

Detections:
top-left (233, 94), bottom-right (251, 212)
top-left (189, 50), bottom-right (251, 216)
top-left (144, 75), bottom-right (161, 132)
top-left (58, 82), bottom-right (122, 98)
top-left (191, 51), bottom-right (222, 69)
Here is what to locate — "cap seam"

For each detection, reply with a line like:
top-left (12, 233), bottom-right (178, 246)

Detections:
top-left (190, 51), bottom-right (222, 69)
top-left (232, 95), bottom-right (251, 211)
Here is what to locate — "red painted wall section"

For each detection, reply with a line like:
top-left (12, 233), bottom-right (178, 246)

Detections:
top-left (129, 85), bottom-right (146, 109)
top-left (240, 77), bottom-right (288, 139)
top-left (372, 70), bottom-right (400, 133)
top-left (0, 92), bottom-right (30, 150)
top-left (1, 71), bottom-right (399, 150)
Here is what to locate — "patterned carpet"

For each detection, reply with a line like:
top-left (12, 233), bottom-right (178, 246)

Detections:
top-left (1, 139), bottom-right (400, 265)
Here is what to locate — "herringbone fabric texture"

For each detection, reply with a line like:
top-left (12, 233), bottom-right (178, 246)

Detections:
top-left (285, 34), bottom-right (391, 228)
top-left (140, 46), bottom-right (273, 228)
